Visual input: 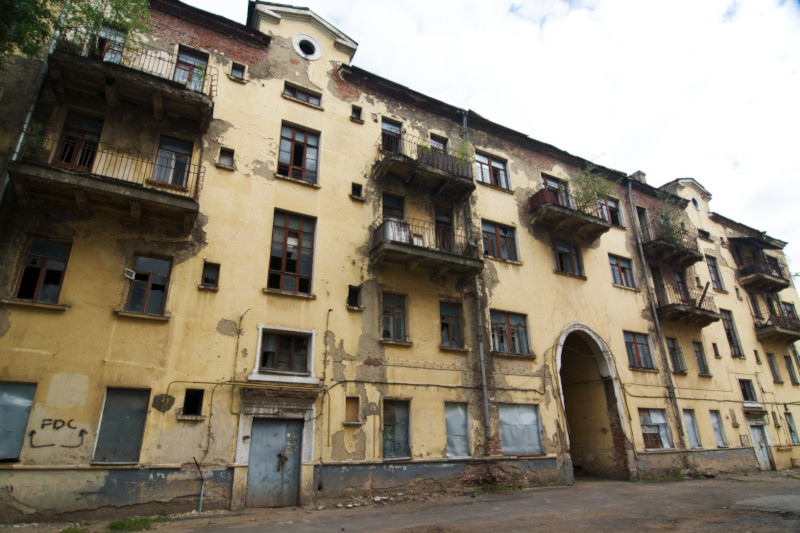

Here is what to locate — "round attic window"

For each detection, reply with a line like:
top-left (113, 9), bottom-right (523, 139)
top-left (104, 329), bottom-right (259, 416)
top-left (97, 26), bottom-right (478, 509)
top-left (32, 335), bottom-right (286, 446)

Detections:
top-left (293, 34), bottom-right (321, 60)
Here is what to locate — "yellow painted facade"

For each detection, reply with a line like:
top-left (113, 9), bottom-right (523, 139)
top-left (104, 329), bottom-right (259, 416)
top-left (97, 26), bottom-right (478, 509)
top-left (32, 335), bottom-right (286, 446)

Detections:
top-left (0, 0), bottom-right (798, 522)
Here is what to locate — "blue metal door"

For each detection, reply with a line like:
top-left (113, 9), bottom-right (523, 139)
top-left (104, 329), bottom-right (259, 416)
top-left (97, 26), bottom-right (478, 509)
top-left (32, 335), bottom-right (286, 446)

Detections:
top-left (246, 419), bottom-right (303, 507)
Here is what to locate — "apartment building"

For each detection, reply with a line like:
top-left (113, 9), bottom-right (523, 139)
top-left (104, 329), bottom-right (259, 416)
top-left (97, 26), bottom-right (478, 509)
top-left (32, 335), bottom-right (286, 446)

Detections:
top-left (0, 0), bottom-right (798, 521)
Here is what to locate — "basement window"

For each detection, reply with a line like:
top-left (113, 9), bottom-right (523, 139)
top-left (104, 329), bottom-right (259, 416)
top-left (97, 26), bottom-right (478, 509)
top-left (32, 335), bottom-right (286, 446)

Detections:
top-left (200, 262), bottom-right (220, 290)
top-left (218, 148), bottom-right (234, 168)
top-left (639, 408), bottom-right (673, 450)
top-left (182, 389), bottom-right (204, 416)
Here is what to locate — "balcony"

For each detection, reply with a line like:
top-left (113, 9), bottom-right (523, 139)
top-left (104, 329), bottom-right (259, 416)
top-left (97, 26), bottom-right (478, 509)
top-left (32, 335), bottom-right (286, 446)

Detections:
top-left (655, 283), bottom-right (721, 327)
top-left (371, 133), bottom-right (475, 202)
top-left (641, 223), bottom-right (703, 270)
top-left (369, 217), bottom-right (483, 283)
top-left (48, 30), bottom-right (216, 130)
top-left (737, 256), bottom-right (791, 293)
top-left (527, 186), bottom-right (611, 244)
top-left (9, 131), bottom-right (200, 232)
top-left (755, 314), bottom-right (800, 343)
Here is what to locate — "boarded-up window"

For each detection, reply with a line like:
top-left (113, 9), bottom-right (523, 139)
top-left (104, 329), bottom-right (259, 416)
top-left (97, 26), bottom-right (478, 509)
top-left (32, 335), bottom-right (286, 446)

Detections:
top-left (639, 408), bottom-right (672, 449)
top-left (683, 409), bottom-right (702, 449)
top-left (710, 410), bottom-right (728, 447)
top-left (0, 382), bottom-right (36, 460)
top-left (93, 388), bottom-right (150, 463)
top-left (499, 404), bottom-right (542, 455)
top-left (445, 402), bottom-right (470, 458)
top-left (345, 397), bottom-right (359, 423)
top-left (383, 400), bottom-right (410, 459)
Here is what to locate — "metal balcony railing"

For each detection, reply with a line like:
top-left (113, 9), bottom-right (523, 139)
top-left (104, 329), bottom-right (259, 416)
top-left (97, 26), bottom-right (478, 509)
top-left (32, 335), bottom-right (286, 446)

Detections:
top-left (738, 256), bottom-right (789, 281)
top-left (20, 130), bottom-right (202, 200)
top-left (655, 283), bottom-right (718, 313)
top-left (640, 221), bottom-right (699, 251)
top-left (372, 217), bottom-right (480, 258)
top-left (56, 29), bottom-right (218, 97)
top-left (376, 132), bottom-right (473, 180)
top-left (756, 313), bottom-right (800, 332)
top-left (527, 185), bottom-right (608, 220)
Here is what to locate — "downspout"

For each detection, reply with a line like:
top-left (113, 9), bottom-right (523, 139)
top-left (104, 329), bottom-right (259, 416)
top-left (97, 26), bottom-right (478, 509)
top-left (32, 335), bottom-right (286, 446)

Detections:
top-left (0, 0), bottom-right (73, 207)
top-left (626, 178), bottom-right (686, 447)
top-left (462, 109), bottom-right (492, 445)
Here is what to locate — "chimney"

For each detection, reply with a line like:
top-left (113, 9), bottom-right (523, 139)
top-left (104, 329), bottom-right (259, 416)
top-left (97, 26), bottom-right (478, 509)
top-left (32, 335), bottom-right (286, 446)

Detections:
top-left (628, 170), bottom-right (646, 184)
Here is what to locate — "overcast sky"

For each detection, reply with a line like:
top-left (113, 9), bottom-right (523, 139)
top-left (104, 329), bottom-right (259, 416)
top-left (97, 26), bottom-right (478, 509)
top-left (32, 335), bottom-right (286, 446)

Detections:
top-left (183, 0), bottom-right (800, 268)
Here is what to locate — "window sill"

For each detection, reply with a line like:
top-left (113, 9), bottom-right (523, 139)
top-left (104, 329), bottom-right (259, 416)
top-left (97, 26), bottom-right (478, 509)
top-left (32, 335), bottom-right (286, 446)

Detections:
top-left (699, 373), bottom-right (713, 378)
top-left (115, 310), bottom-right (171, 321)
top-left (491, 351), bottom-right (535, 359)
top-left (672, 370), bottom-right (688, 375)
top-left (712, 288), bottom-right (728, 294)
top-left (215, 162), bottom-right (236, 171)
top-left (611, 224), bottom-right (627, 230)
top-left (346, 305), bottom-right (364, 312)
top-left (274, 173), bottom-right (321, 188)
top-left (773, 380), bottom-right (784, 385)
top-left (380, 339), bottom-right (413, 347)
top-left (612, 283), bottom-right (639, 292)
top-left (439, 345), bottom-right (468, 353)
top-left (553, 270), bottom-right (587, 281)
top-left (247, 372), bottom-right (319, 385)
top-left (198, 284), bottom-right (219, 292)
top-left (485, 256), bottom-right (522, 266)
top-left (476, 180), bottom-right (513, 194)
top-left (349, 194), bottom-right (365, 202)
top-left (177, 414), bottom-right (207, 422)
top-left (343, 421), bottom-right (363, 427)
top-left (263, 288), bottom-right (316, 299)
top-left (629, 366), bottom-right (659, 372)
top-left (350, 116), bottom-right (364, 124)
top-left (0, 298), bottom-right (70, 311)
top-left (281, 93), bottom-right (324, 110)
top-left (89, 461), bottom-right (140, 466)
top-left (227, 74), bottom-right (247, 83)
top-left (383, 457), bottom-right (413, 463)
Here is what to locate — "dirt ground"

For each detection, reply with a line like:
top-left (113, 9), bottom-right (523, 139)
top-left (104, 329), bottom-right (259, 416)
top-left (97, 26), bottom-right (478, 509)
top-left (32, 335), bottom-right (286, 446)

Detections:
top-left (3, 470), bottom-right (799, 533)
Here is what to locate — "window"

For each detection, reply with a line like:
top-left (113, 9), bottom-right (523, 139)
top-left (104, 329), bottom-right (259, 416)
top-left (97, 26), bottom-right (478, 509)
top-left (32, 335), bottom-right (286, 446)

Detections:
top-left (445, 402), bottom-right (470, 458)
top-left (698, 229), bottom-right (711, 240)
top-left (639, 408), bottom-right (672, 449)
top-left (710, 410), bottom-right (728, 447)
top-left (785, 356), bottom-right (800, 385)
top-left (599, 197), bottom-right (624, 226)
top-left (231, 62), bottom-right (245, 79)
top-left (55, 113), bottom-right (103, 171)
top-left (260, 332), bottom-right (309, 373)
top-left (748, 294), bottom-right (762, 317)
top-left (552, 239), bottom-right (584, 276)
top-left (218, 148), bottom-right (234, 167)
top-left (277, 125), bottom-right (319, 183)
top-left (0, 382), bottom-right (36, 461)
top-left (706, 255), bottom-right (724, 291)
top-left (292, 34), bottom-right (321, 60)
top-left (544, 175), bottom-right (571, 208)
top-left (430, 134), bottom-right (448, 151)
top-left (666, 338), bottom-right (686, 373)
top-left (268, 211), bottom-right (315, 294)
top-left (345, 397), bottom-right (360, 423)
top-left (198, 262), bottom-right (219, 289)
top-left (440, 302), bottom-right (462, 349)
top-left (625, 331), bottom-right (654, 369)
top-left (383, 400), bottom-right (410, 459)
top-left (283, 83), bottom-right (321, 106)
top-left (173, 47), bottom-right (208, 92)
top-left (783, 302), bottom-right (798, 320)
top-left (351, 105), bottom-right (362, 121)
top-left (767, 353), bottom-right (783, 383)
top-left (126, 256), bottom-right (171, 315)
top-left (739, 379), bottom-right (758, 403)
top-left (93, 388), bottom-right (150, 463)
top-left (693, 341), bottom-right (710, 376)
top-left (351, 182), bottom-right (363, 198)
top-left (755, 349), bottom-right (762, 364)
top-left (475, 152), bottom-right (509, 189)
top-left (96, 26), bottom-right (125, 63)
top-left (609, 255), bottom-right (634, 287)
top-left (786, 412), bottom-right (800, 444)
top-left (481, 220), bottom-right (518, 261)
top-left (381, 118), bottom-right (401, 152)
top-left (683, 410), bottom-right (702, 449)
top-left (490, 311), bottom-right (531, 355)
top-left (720, 310), bottom-right (743, 358)
top-left (14, 239), bottom-right (71, 303)
top-left (792, 344), bottom-right (800, 376)
top-left (382, 293), bottom-right (407, 341)
top-left (153, 136), bottom-right (193, 187)
top-left (499, 404), bottom-right (542, 455)
top-left (182, 389), bottom-right (204, 416)
top-left (347, 285), bottom-right (361, 308)
top-left (712, 343), bottom-right (720, 358)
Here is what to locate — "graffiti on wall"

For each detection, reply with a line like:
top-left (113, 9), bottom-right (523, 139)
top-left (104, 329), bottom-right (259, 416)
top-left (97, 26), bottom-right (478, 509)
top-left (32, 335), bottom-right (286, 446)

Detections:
top-left (29, 418), bottom-right (88, 448)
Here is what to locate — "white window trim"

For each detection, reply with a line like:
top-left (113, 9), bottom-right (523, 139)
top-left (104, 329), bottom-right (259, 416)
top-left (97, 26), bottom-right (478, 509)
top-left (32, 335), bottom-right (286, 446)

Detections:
top-left (250, 324), bottom-right (318, 384)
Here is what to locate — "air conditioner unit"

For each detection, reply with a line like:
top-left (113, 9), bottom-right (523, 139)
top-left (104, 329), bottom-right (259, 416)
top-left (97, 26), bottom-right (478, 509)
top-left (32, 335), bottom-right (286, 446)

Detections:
top-left (123, 268), bottom-right (136, 280)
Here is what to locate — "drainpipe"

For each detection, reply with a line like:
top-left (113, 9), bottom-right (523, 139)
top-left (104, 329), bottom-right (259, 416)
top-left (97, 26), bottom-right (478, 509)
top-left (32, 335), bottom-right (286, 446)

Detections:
top-left (461, 108), bottom-right (492, 446)
top-left (1, 1), bottom-right (73, 208)
top-left (626, 178), bottom-right (687, 447)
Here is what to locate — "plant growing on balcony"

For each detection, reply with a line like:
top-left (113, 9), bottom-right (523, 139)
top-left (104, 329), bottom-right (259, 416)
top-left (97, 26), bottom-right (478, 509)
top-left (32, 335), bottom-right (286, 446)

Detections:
top-left (455, 140), bottom-right (474, 170)
top-left (570, 164), bottom-right (615, 215)
top-left (653, 190), bottom-right (689, 244)
top-left (19, 122), bottom-right (45, 159)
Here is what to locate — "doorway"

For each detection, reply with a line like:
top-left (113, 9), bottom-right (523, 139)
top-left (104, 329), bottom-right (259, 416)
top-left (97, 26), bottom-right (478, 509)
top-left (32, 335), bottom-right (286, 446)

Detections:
top-left (246, 419), bottom-right (303, 507)
top-left (748, 423), bottom-right (772, 470)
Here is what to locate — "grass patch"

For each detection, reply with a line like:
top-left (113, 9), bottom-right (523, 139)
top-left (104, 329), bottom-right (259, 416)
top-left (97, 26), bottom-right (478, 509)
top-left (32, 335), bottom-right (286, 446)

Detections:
top-left (107, 512), bottom-right (169, 532)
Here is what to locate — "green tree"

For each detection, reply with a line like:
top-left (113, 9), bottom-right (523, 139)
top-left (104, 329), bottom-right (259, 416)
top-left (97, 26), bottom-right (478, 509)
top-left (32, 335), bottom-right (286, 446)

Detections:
top-left (570, 163), bottom-right (616, 215)
top-left (0, 0), bottom-right (150, 60)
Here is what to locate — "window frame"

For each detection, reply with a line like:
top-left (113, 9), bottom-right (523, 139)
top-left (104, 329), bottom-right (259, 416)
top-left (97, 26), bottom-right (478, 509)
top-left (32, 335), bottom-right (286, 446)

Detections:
top-left (785, 411), bottom-right (800, 445)
top-left (767, 353), bottom-right (783, 383)
top-left (230, 62), bottom-right (245, 80)
top-left (250, 325), bottom-right (317, 384)
top-left (625, 331), bottom-right (655, 369)
top-left (738, 378), bottom-right (759, 404)
top-left (475, 151), bottom-right (509, 190)
top-left (125, 255), bottom-right (171, 316)
top-left (0, 382), bottom-right (37, 461)
top-left (490, 310), bottom-right (531, 356)
top-left (92, 387), bottom-right (150, 464)
top-left (609, 254), bottom-right (634, 287)
top-left (498, 403), bottom-right (543, 456)
top-left (153, 135), bottom-right (193, 188)
top-left (283, 82), bottom-right (321, 106)
top-left (173, 46), bottom-right (208, 92)
top-left (683, 409), bottom-right (703, 449)
top-left (481, 220), bottom-right (518, 261)
top-left (639, 408), bottom-right (673, 450)
top-left (444, 402), bottom-right (471, 458)
top-left (382, 399), bottom-right (411, 460)
top-left (259, 332), bottom-right (310, 374)
top-left (666, 337), bottom-right (687, 373)
top-left (709, 410), bottom-right (728, 447)
top-left (692, 341), bottom-right (711, 376)
top-left (706, 255), bottom-right (724, 291)
top-left (14, 238), bottom-right (72, 304)
top-left (267, 210), bottom-right (316, 295)
top-left (785, 355), bottom-right (800, 385)
top-left (277, 124), bottom-right (320, 184)
top-left (552, 239), bottom-right (584, 277)
top-left (440, 301), bottom-right (462, 349)
top-left (382, 293), bottom-right (408, 342)
top-left (599, 197), bottom-right (624, 226)
top-left (720, 309), bottom-right (744, 357)
top-left (200, 261), bottom-right (220, 290)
